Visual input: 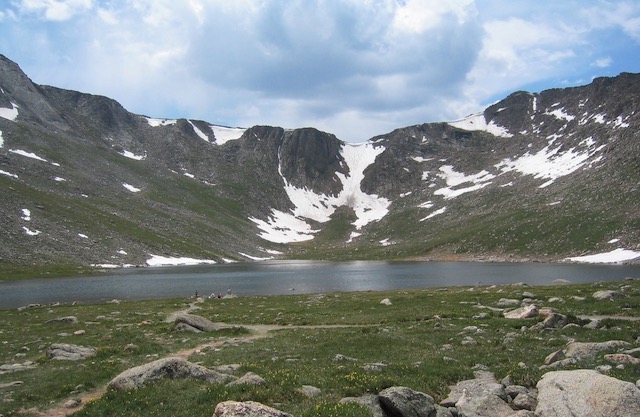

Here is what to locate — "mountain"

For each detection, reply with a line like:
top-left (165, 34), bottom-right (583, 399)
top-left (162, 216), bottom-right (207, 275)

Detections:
top-left (0, 54), bottom-right (638, 273)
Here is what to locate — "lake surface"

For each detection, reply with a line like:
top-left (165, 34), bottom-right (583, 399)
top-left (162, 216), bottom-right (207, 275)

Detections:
top-left (1, 260), bottom-right (639, 309)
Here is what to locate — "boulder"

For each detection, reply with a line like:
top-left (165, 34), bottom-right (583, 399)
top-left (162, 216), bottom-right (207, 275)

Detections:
top-left (299, 385), bottom-right (321, 397)
top-left (529, 313), bottom-right (568, 331)
top-left (174, 314), bottom-right (220, 332)
top-left (214, 401), bottom-right (292, 417)
top-left (563, 340), bottom-right (630, 361)
top-left (441, 372), bottom-right (514, 417)
top-left (226, 372), bottom-right (266, 387)
top-left (378, 386), bottom-right (436, 417)
top-left (592, 290), bottom-right (625, 300)
top-left (536, 369), bottom-right (640, 417)
top-left (46, 343), bottom-right (96, 361)
top-left (340, 394), bottom-right (386, 417)
top-left (604, 353), bottom-right (640, 365)
top-left (504, 305), bottom-right (538, 319)
top-left (380, 298), bottom-right (393, 306)
top-left (45, 316), bottom-right (79, 324)
top-left (108, 357), bottom-right (234, 391)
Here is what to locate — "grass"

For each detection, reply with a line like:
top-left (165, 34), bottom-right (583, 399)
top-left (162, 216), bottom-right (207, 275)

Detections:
top-left (0, 280), bottom-right (639, 416)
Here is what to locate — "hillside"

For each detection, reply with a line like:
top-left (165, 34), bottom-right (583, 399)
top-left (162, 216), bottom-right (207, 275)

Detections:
top-left (0, 54), bottom-right (638, 272)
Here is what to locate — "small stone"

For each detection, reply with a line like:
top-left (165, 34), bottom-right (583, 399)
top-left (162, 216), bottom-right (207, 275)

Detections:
top-left (380, 298), bottom-right (392, 306)
top-left (73, 330), bottom-right (86, 336)
top-left (63, 399), bottom-right (82, 408)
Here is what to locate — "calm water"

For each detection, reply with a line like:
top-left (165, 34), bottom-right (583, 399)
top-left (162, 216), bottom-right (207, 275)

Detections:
top-left (1, 260), bottom-right (639, 309)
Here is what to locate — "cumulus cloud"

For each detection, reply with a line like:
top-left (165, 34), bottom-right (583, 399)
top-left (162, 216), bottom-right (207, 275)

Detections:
top-left (0, 0), bottom-right (639, 141)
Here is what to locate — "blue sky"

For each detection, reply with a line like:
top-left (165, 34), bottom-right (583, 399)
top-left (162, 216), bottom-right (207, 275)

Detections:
top-left (1, 0), bottom-right (639, 142)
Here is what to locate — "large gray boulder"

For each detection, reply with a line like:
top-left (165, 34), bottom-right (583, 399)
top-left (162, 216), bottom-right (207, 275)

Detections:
top-left (378, 386), bottom-right (436, 417)
top-left (214, 401), bottom-right (293, 417)
top-left (563, 340), bottom-right (630, 361)
top-left (46, 343), bottom-right (96, 361)
top-left (441, 372), bottom-right (514, 417)
top-left (536, 369), bottom-right (640, 417)
top-left (174, 314), bottom-right (221, 332)
top-left (108, 357), bottom-right (234, 391)
top-left (592, 290), bottom-right (625, 300)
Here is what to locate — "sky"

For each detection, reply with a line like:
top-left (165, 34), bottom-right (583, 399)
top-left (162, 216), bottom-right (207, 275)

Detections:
top-left (1, 0), bottom-right (639, 143)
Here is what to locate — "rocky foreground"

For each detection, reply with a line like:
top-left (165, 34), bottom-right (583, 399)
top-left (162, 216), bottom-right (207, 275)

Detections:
top-left (2, 283), bottom-right (640, 417)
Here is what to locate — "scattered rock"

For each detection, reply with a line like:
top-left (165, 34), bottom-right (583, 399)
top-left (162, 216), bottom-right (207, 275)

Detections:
top-left (529, 313), bottom-right (568, 331)
top-left (333, 354), bottom-right (357, 362)
top-left (504, 304), bottom-right (538, 319)
top-left (512, 392), bottom-right (537, 411)
top-left (536, 370), bottom-right (640, 417)
top-left (299, 385), bottom-right (321, 397)
top-left (226, 372), bottom-right (266, 387)
top-left (592, 290), bottom-right (625, 301)
top-left (215, 364), bottom-right (242, 373)
top-left (63, 398), bottom-right (82, 408)
top-left (340, 394), bottom-right (385, 417)
top-left (214, 401), bottom-right (292, 417)
top-left (0, 381), bottom-right (24, 388)
top-left (175, 322), bottom-right (202, 333)
top-left (378, 386), bottom-right (436, 417)
top-left (46, 343), bottom-right (96, 361)
top-left (497, 298), bottom-right (520, 307)
top-left (73, 330), bottom-right (86, 336)
top-left (563, 340), bottom-right (630, 361)
top-left (0, 362), bottom-right (36, 373)
top-left (364, 362), bottom-right (387, 372)
top-left (604, 353), bottom-right (640, 365)
top-left (174, 314), bottom-right (221, 332)
top-left (45, 316), bottom-right (79, 324)
top-left (108, 357), bottom-right (234, 390)
top-left (380, 298), bottom-right (393, 306)
top-left (543, 350), bottom-right (565, 366)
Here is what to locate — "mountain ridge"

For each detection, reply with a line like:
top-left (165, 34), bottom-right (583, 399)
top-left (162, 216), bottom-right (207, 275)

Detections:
top-left (0, 54), bottom-right (638, 272)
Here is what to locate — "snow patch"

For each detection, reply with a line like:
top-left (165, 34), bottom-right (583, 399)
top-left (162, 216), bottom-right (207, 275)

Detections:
top-left (146, 254), bottom-right (217, 266)
top-left (120, 150), bottom-right (146, 160)
top-left (412, 156), bottom-right (432, 163)
top-left (0, 130), bottom-right (3, 148)
top-left (78, 233), bottom-right (88, 239)
top-left (211, 125), bottom-right (246, 145)
top-left (613, 115), bottom-right (630, 128)
top-left (418, 201), bottom-right (434, 209)
top-left (420, 207), bottom-right (446, 221)
top-left (188, 120), bottom-right (209, 142)
top-left (565, 248), bottom-right (640, 264)
top-left (23, 226), bottom-right (40, 236)
top-left (0, 102), bottom-right (19, 121)
top-left (434, 165), bottom-right (495, 199)
top-left (1, 169), bottom-right (18, 179)
top-left (608, 238), bottom-right (620, 244)
top-left (347, 231), bottom-right (361, 243)
top-left (546, 107), bottom-right (575, 121)
top-left (239, 252), bottom-right (274, 261)
top-left (9, 149), bottom-right (48, 162)
top-left (54, 177), bottom-right (66, 182)
top-left (448, 113), bottom-right (513, 138)
top-left (146, 117), bottom-right (177, 127)
top-left (122, 183), bottom-right (141, 193)
top-left (21, 209), bottom-right (31, 221)
top-left (250, 142), bottom-right (390, 243)
top-left (495, 138), bottom-right (605, 188)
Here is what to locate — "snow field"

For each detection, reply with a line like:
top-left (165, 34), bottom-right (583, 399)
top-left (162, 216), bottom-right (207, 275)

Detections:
top-left (250, 142), bottom-right (390, 244)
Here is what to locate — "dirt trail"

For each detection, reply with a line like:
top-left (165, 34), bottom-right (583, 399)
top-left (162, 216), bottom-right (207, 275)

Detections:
top-left (31, 303), bottom-right (359, 416)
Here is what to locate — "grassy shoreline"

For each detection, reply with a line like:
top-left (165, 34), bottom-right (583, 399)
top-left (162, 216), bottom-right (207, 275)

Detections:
top-left (1, 280), bottom-right (639, 416)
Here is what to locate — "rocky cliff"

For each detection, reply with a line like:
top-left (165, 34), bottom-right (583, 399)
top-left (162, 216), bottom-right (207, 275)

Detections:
top-left (0, 54), bottom-right (638, 269)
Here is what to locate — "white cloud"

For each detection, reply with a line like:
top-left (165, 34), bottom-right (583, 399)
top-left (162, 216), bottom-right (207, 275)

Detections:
top-left (1, 1), bottom-right (639, 142)
top-left (16, 0), bottom-right (93, 21)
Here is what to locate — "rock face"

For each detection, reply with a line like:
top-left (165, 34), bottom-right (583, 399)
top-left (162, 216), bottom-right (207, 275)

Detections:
top-left (214, 401), bottom-right (293, 417)
top-left (536, 370), bottom-right (640, 417)
top-left (107, 357), bottom-right (234, 391)
top-left (46, 343), bottom-right (96, 361)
